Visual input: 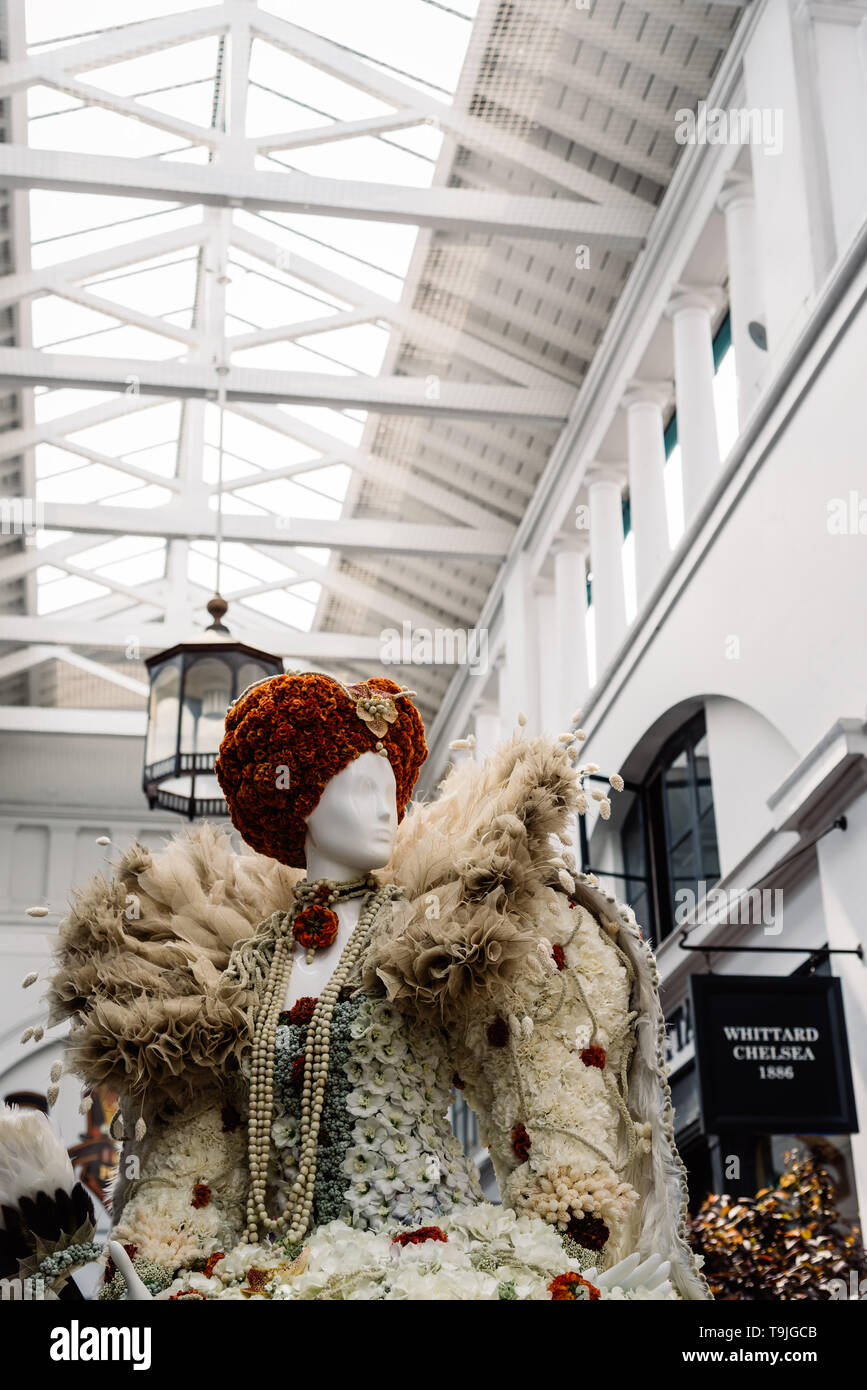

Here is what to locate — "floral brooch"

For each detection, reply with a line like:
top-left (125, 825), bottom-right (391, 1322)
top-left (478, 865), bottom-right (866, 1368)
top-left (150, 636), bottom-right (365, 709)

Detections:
top-left (342, 682), bottom-right (417, 740)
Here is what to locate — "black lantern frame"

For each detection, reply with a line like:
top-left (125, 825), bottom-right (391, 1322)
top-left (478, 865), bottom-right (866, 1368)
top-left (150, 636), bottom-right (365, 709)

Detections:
top-left (143, 600), bottom-right (282, 820)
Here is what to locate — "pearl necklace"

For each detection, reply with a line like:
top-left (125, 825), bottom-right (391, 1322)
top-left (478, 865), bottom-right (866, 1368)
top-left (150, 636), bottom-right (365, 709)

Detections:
top-left (245, 879), bottom-right (400, 1245)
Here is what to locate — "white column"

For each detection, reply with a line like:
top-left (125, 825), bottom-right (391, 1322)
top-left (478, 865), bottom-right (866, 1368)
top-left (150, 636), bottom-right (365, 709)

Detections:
top-left (553, 542), bottom-right (590, 721)
top-left (743, 0), bottom-right (831, 352)
top-left (808, 1), bottom-right (867, 256)
top-left (667, 288), bottom-right (723, 525)
top-left (534, 581), bottom-right (559, 736)
top-left (587, 467), bottom-right (627, 676)
top-left (473, 702), bottom-right (501, 760)
top-left (623, 380), bottom-right (672, 605)
top-left (718, 176), bottom-right (766, 428)
top-left (501, 550), bottom-right (538, 732)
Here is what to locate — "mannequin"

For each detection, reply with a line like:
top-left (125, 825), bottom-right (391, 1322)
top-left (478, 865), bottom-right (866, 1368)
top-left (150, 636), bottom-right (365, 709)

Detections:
top-left (285, 752), bottom-right (397, 1010)
top-left (109, 749), bottom-right (401, 1300)
top-left (41, 672), bottom-right (709, 1300)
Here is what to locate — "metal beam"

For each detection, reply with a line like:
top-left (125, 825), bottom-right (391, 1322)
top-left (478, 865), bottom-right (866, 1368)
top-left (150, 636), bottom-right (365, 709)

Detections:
top-left (0, 705), bottom-right (148, 736)
top-left (37, 502), bottom-right (512, 558)
top-left (0, 224), bottom-right (208, 312)
top-left (0, 616), bottom-right (393, 664)
top-left (0, 146), bottom-right (651, 246)
top-left (0, 348), bottom-right (573, 423)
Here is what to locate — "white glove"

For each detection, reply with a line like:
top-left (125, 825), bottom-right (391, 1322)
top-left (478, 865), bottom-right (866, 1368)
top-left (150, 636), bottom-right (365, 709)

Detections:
top-left (583, 1251), bottom-right (673, 1297)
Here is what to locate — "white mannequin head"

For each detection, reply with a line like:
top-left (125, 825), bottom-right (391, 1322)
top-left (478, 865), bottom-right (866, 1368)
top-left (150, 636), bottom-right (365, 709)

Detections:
top-left (303, 751), bottom-right (397, 881)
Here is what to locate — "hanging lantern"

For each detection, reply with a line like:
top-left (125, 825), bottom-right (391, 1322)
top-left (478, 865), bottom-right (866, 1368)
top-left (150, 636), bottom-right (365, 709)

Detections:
top-left (143, 595), bottom-right (283, 820)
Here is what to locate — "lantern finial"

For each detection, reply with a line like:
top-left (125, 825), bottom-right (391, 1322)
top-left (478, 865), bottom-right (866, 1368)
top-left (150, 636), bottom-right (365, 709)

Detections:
top-left (206, 594), bottom-right (229, 633)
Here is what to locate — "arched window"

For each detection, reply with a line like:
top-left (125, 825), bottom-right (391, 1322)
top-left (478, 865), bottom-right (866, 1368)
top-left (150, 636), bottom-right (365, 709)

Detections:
top-left (652, 713), bottom-right (721, 937)
top-left (578, 709), bottom-right (721, 945)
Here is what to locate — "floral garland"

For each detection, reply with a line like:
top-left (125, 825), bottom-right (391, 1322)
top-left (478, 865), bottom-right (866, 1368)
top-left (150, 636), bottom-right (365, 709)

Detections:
top-left (160, 1205), bottom-right (679, 1302)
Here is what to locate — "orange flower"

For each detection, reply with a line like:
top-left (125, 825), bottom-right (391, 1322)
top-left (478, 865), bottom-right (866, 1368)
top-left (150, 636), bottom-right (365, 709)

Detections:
top-left (548, 1272), bottom-right (601, 1301)
top-left (293, 903), bottom-right (339, 951)
top-left (203, 1252), bottom-right (225, 1278)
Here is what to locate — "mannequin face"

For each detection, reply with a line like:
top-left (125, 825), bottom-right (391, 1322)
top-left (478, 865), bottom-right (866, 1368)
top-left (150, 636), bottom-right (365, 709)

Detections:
top-left (303, 751), bottom-right (398, 879)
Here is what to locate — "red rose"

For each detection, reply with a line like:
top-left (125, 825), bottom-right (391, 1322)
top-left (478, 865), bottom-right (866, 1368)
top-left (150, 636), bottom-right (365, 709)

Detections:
top-left (286, 996), bottom-right (318, 1026)
top-left (566, 1213), bottom-right (610, 1250)
top-left (580, 1045), bottom-right (606, 1069)
top-left (511, 1123), bottom-right (531, 1161)
top-left (392, 1226), bottom-right (448, 1248)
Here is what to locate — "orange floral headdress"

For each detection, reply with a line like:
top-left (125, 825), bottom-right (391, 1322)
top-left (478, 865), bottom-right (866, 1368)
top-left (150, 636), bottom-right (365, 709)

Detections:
top-left (214, 672), bottom-right (427, 867)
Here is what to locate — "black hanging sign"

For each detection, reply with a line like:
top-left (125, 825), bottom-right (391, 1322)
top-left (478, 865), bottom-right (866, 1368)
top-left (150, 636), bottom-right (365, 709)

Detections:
top-left (690, 974), bottom-right (859, 1134)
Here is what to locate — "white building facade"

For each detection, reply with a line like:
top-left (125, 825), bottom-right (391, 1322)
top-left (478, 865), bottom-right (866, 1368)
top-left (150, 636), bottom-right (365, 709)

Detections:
top-left (425, 0), bottom-right (867, 1226)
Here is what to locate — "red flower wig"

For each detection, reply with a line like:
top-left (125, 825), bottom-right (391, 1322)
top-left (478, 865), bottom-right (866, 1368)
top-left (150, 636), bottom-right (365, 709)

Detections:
top-left (215, 672), bottom-right (427, 867)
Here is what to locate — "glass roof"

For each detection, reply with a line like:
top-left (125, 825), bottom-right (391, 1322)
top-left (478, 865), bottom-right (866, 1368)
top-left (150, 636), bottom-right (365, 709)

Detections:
top-left (24, 0), bottom-right (478, 635)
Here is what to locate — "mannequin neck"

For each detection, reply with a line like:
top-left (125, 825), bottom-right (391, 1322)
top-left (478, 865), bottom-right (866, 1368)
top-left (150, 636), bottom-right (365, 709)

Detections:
top-left (303, 844), bottom-right (376, 885)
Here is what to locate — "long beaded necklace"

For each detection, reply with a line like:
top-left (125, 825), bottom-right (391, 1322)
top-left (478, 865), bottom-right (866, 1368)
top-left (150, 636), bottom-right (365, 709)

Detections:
top-left (245, 877), bottom-right (400, 1245)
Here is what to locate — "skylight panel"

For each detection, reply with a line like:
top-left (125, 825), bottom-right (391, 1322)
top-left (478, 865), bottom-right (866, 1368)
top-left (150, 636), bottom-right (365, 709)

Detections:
top-left (278, 404), bottom-right (366, 446)
top-left (86, 36), bottom-right (222, 97)
top-left (31, 296), bottom-right (119, 347)
top-left (241, 588), bottom-right (318, 632)
top-left (33, 387), bottom-right (119, 423)
top-left (30, 197), bottom-right (200, 269)
top-left (67, 401), bottom-right (182, 454)
top-left (233, 210), bottom-right (405, 302)
top-left (210, 541), bottom-right (296, 584)
top-left (25, 2), bottom-right (216, 49)
top-left (27, 105), bottom-right (188, 159)
top-left (273, 134), bottom-right (435, 188)
top-left (297, 323), bottom-right (390, 375)
top-left (70, 536), bottom-right (166, 570)
top-left (37, 571), bottom-right (108, 614)
top-left (82, 255), bottom-right (199, 317)
top-left (224, 269), bottom-right (345, 332)
top-left (248, 42), bottom-right (394, 128)
top-left (128, 77), bottom-right (217, 129)
top-left (233, 477), bottom-right (344, 520)
top-left (104, 482), bottom-right (174, 508)
top-left (258, 0), bottom-right (474, 96)
top-left (230, 340), bottom-right (358, 375)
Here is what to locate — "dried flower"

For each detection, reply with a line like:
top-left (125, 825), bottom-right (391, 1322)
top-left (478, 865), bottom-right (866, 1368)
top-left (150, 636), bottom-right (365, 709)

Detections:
top-left (191, 1183), bottom-right (211, 1210)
